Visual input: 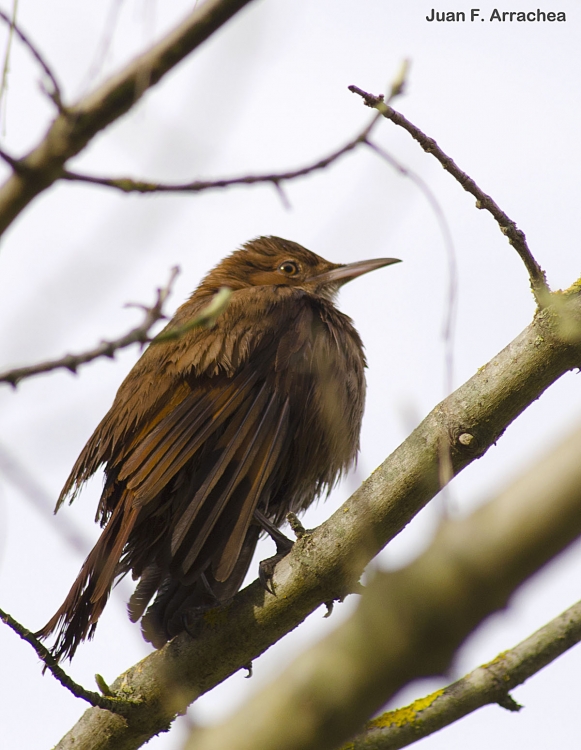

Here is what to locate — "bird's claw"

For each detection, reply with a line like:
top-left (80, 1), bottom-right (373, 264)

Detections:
top-left (258, 541), bottom-right (294, 595)
top-left (255, 508), bottom-right (295, 594)
top-left (258, 556), bottom-right (278, 595)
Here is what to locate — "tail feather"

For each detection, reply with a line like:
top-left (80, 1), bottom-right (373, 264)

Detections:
top-left (141, 523), bottom-right (261, 648)
top-left (37, 498), bottom-right (138, 661)
top-left (127, 564), bottom-right (163, 623)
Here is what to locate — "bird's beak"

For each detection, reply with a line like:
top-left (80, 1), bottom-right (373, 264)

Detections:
top-left (310, 257), bottom-right (402, 286)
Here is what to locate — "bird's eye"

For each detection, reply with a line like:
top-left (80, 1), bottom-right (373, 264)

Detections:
top-left (278, 260), bottom-right (300, 276)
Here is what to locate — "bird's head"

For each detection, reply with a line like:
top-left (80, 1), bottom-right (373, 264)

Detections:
top-left (199, 236), bottom-right (400, 300)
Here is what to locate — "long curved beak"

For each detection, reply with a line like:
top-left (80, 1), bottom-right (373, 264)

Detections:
top-left (310, 257), bottom-right (401, 286)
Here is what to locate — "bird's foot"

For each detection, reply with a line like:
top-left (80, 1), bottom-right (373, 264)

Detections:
top-left (254, 509), bottom-right (318, 594)
top-left (254, 508), bottom-right (295, 548)
top-left (258, 544), bottom-right (293, 595)
top-left (254, 508), bottom-right (296, 594)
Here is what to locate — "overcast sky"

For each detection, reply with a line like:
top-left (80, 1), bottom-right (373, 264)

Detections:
top-left (1, 1), bottom-right (580, 748)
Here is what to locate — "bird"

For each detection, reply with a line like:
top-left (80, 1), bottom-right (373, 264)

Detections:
top-left (37, 236), bottom-right (400, 661)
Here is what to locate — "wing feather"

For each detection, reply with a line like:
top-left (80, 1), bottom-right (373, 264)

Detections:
top-left (213, 396), bottom-right (290, 581)
top-left (121, 368), bottom-right (260, 504)
top-left (170, 380), bottom-right (271, 558)
top-left (177, 385), bottom-right (283, 576)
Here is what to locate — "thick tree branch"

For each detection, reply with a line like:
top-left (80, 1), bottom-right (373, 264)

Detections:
top-left (345, 598), bottom-right (581, 750)
top-left (0, 0), bottom-right (257, 238)
top-left (349, 85), bottom-right (550, 305)
top-left (185, 415), bottom-right (581, 750)
top-left (51, 288), bottom-right (581, 750)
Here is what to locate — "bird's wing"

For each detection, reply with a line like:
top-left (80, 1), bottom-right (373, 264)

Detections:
top-left (113, 299), bottom-right (317, 584)
top-left (114, 354), bottom-right (291, 583)
top-left (117, 365), bottom-right (262, 503)
top-left (174, 387), bottom-right (290, 582)
top-left (55, 288), bottom-right (285, 511)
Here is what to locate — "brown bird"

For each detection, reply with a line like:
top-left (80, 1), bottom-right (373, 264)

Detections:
top-left (38, 236), bottom-right (400, 660)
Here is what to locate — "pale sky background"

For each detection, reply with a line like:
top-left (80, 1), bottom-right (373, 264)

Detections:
top-left (1, 1), bottom-right (581, 748)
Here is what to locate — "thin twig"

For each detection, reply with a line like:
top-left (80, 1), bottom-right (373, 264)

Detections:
top-left (0, 440), bottom-right (135, 607)
top-left (78, 0), bottom-right (126, 96)
top-left (0, 6), bottom-right (64, 109)
top-left (0, 0), bottom-right (18, 131)
top-left (349, 85), bottom-right (550, 306)
top-left (0, 607), bottom-right (136, 713)
top-left (364, 138), bottom-right (458, 376)
top-left (61, 126), bottom-right (376, 195)
top-left (60, 62), bottom-right (413, 199)
top-left (0, 272), bottom-right (234, 386)
top-left (0, 266), bottom-right (179, 387)
top-left (346, 598), bottom-right (581, 750)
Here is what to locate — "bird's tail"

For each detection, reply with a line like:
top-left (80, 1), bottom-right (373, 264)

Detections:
top-left (139, 523), bottom-right (261, 648)
top-left (37, 499), bottom-right (138, 661)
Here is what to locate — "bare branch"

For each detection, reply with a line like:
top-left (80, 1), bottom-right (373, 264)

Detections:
top-left (0, 607), bottom-right (136, 714)
top-left (0, 0), bottom-right (257, 238)
top-left (0, 272), bottom-right (231, 387)
top-left (347, 598), bottom-right (581, 750)
top-left (52, 288), bottom-right (581, 750)
top-left (0, 0), bottom-right (19, 121)
top-left (185, 417), bottom-right (581, 750)
top-left (0, 6), bottom-right (64, 109)
top-left (349, 85), bottom-right (550, 305)
top-left (60, 64), bottom-right (413, 198)
top-left (61, 122), bottom-right (379, 196)
top-left (0, 267), bottom-right (179, 387)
